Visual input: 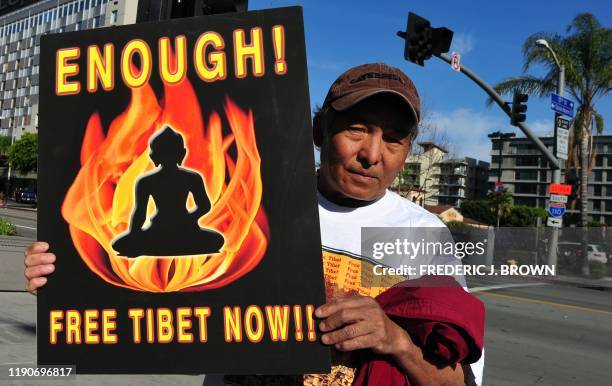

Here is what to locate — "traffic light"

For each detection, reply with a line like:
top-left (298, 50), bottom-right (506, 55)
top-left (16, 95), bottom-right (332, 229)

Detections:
top-left (511, 92), bottom-right (528, 126)
top-left (397, 12), bottom-right (453, 66)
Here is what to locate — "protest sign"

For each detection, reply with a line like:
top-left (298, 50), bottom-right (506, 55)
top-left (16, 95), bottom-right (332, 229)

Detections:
top-left (37, 7), bottom-right (329, 374)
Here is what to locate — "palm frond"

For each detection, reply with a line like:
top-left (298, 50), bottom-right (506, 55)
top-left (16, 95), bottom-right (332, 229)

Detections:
top-left (594, 112), bottom-right (604, 134)
top-left (485, 76), bottom-right (554, 107)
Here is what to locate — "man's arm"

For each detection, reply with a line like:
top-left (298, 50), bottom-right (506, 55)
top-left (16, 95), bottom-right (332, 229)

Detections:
top-left (316, 295), bottom-right (466, 386)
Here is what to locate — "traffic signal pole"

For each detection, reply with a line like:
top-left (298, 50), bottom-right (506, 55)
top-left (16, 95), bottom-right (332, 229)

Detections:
top-left (434, 53), bottom-right (561, 171)
top-left (434, 52), bottom-right (562, 267)
top-left (399, 12), bottom-right (565, 269)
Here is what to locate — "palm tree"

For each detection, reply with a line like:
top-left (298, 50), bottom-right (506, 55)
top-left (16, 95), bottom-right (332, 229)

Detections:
top-left (489, 13), bottom-right (611, 228)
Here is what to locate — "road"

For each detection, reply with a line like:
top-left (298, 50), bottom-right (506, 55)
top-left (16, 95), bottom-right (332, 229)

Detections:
top-left (0, 279), bottom-right (610, 385)
top-left (471, 281), bottom-right (612, 385)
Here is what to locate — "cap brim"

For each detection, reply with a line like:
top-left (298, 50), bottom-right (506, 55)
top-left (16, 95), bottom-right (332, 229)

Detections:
top-left (330, 89), bottom-right (419, 123)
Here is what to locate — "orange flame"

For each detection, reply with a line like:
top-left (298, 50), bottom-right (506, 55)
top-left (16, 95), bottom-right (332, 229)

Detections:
top-left (61, 74), bottom-right (269, 293)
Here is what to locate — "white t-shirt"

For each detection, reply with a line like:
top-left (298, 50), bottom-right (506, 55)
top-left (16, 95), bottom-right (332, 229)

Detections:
top-left (204, 189), bottom-right (484, 386)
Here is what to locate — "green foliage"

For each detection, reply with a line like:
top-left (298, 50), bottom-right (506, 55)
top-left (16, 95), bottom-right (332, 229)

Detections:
top-left (7, 133), bottom-right (37, 174)
top-left (461, 190), bottom-right (547, 227)
top-left (459, 200), bottom-right (496, 225)
top-left (587, 220), bottom-right (605, 227)
top-left (0, 136), bottom-right (11, 155)
top-left (0, 217), bottom-right (17, 236)
top-left (445, 220), bottom-right (475, 230)
top-left (504, 205), bottom-right (548, 227)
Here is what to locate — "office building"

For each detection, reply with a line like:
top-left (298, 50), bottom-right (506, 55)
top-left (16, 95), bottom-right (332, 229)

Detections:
top-left (0, 0), bottom-right (138, 190)
top-left (488, 134), bottom-right (612, 226)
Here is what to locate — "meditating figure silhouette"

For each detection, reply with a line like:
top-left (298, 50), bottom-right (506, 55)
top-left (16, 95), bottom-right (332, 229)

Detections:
top-left (112, 126), bottom-right (225, 258)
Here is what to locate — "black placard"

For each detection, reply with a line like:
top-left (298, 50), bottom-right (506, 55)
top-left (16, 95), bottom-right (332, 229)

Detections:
top-left (37, 6), bottom-right (329, 374)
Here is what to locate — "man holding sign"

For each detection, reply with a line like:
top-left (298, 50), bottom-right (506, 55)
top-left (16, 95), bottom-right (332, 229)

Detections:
top-left (27, 60), bottom-right (484, 384)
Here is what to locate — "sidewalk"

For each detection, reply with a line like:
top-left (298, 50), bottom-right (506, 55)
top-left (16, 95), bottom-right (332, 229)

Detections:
top-left (0, 236), bottom-right (32, 292)
top-left (0, 292), bottom-right (205, 386)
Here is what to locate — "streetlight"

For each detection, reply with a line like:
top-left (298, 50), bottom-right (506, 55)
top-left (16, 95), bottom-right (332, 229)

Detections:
top-left (535, 39), bottom-right (565, 98)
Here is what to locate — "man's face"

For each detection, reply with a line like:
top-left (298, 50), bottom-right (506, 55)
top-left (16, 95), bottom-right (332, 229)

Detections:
top-left (318, 94), bottom-right (415, 203)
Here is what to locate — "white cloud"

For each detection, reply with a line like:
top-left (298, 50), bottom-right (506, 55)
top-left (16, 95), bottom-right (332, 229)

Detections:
top-left (424, 108), bottom-right (512, 161)
top-left (528, 119), bottom-right (555, 136)
top-left (450, 32), bottom-right (474, 56)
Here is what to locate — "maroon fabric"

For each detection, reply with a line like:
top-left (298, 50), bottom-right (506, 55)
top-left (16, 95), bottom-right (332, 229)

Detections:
top-left (353, 275), bottom-right (485, 386)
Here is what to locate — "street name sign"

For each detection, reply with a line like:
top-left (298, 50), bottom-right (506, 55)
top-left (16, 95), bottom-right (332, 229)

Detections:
top-left (550, 194), bottom-right (568, 203)
top-left (551, 93), bottom-right (574, 117)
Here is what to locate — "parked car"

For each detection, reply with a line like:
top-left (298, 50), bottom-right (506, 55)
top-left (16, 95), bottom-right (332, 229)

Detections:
top-left (15, 189), bottom-right (37, 206)
top-left (596, 243), bottom-right (612, 264)
top-left (557, 242), bottom-right (607, 264)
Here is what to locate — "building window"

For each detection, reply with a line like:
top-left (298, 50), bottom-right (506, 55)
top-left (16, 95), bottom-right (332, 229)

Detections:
top-left (594, 185), bottom-right (602, 197)
top-left (516, 156), bottom-right (539, 166)
top-left (515, 170), bottom-right (538, 181)
top-left (595, 155), bottom-right (604, 167)
top-left (594, 171), bottom-right (603, 182)
top-left (93, 16), bottom-right (101, 28)
top-left (111, 10), bottom-right (118, 24)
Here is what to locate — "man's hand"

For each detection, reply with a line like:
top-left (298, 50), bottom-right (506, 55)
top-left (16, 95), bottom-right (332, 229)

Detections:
top-left (24, 242), bottom-right (55, 295)
top-left (315, 294), bottom-right (411, 356)
top-left (315, 294), bottom-right (467, 386)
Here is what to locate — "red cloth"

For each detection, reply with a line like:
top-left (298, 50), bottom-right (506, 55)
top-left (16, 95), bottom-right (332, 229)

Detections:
top-left (353, 275), bottom-right (485, 386)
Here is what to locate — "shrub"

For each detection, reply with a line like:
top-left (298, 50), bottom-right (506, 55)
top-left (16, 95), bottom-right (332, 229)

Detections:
top-left (589, 261), bottom-right (607, 279)
top-left (0, 217), bottom-right (17, 236)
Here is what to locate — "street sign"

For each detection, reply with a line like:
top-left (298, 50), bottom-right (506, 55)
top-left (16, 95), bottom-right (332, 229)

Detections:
top-left (548, 202), bottom-right (566, 217)
top-left (451, 52), bottom-right (461, 71)
top-left (555, 116), bottom-right (570, 160)
top-left (547, 217), bottom-right (563, 228)
top-left (550, 194), bottom-right (568, 203)
top-left (551, 93), bottom-right (574, 117)
top-left (494, 181), bottom-right (504, 193)
top-left (549, 183), bottom-right (572, 195)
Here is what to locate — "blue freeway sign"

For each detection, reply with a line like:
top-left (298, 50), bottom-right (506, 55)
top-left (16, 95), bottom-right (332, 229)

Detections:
top-left (548, 202), bottom-right (566, 218)
top-left (551, 93), bottom-right (574, 117)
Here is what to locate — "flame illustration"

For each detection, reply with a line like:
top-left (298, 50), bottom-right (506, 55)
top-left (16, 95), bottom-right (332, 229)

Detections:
top-left (61, 74), bottom-right (269, 293)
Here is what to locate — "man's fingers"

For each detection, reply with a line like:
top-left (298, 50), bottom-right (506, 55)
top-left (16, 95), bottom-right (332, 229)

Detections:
top-left (25, 242), bottom-right (49, 256)
top-left (315, 295), bottom-right (372, 318)
top-left (26, 277), bottom-right (47, 294)
top-left (24, 264), bottom-right (55, 280)
top-left (319, 307), bottom-right (364, 332)
top-left (321, 320), bottom-right (372, 345)
top-left (25, 252), bottom-right (56, 267)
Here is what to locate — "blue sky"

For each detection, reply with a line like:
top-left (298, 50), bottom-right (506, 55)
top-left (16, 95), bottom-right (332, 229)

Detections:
top-left (250, 0), bottom-right (611, 162)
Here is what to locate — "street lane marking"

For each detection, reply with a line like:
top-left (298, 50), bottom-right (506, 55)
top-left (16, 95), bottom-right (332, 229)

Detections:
top-left (14, 225), bottom-right (36, 230)
top-left (478, 291), bottom-right (612, 317)
top-left (470, 283), bottom-right (550, 293)
top-left (0, 361), bottom-right (34, 365)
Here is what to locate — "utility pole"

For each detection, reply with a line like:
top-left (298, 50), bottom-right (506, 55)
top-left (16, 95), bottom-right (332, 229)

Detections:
top-left (535, 39), bottom-right (567, 270)
top-left (488, 131), bottom-right (515, 228)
